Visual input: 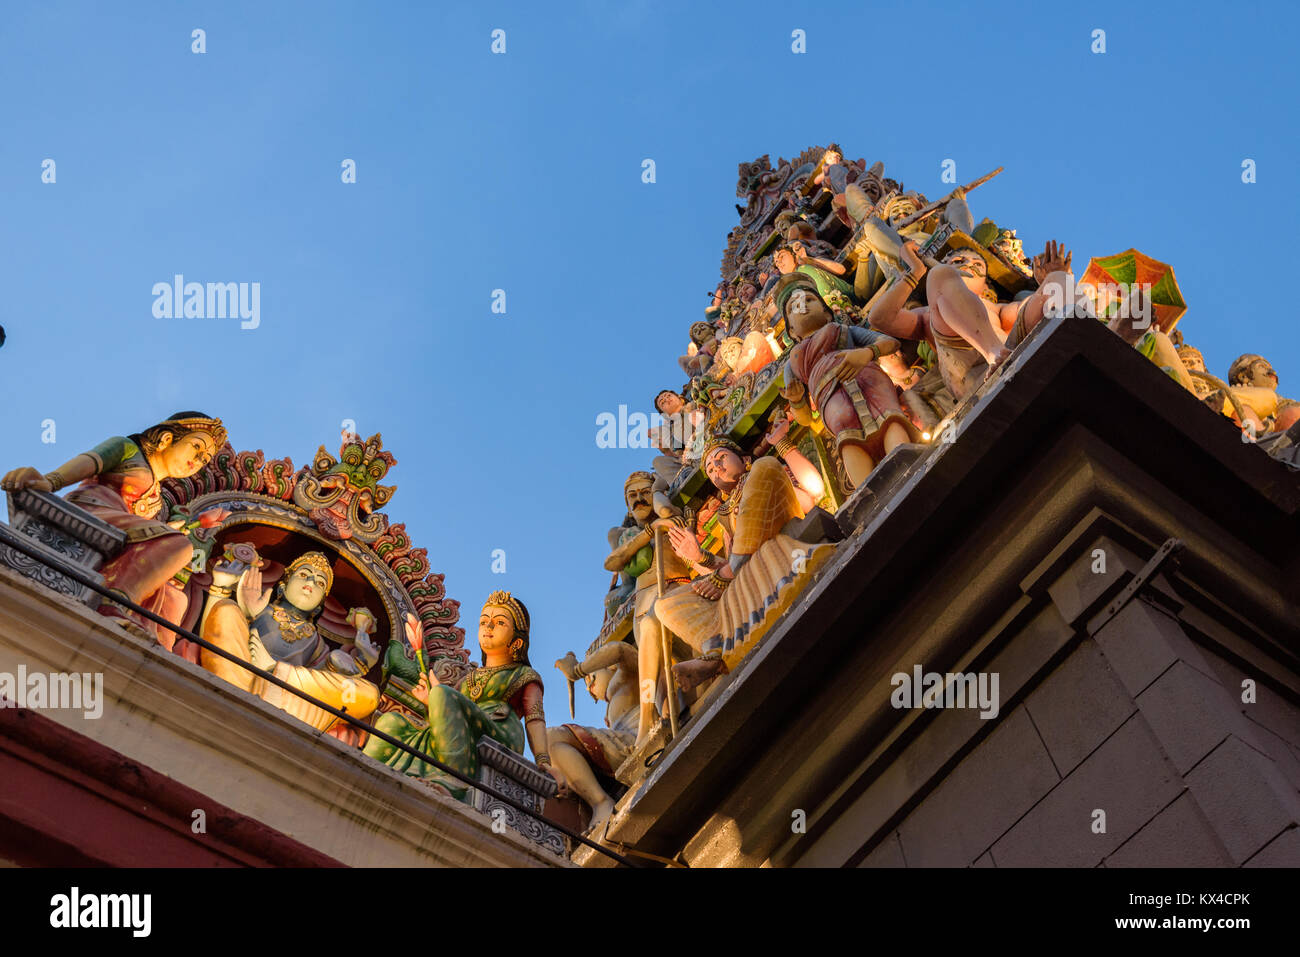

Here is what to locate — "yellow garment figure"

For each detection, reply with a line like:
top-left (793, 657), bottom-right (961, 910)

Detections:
top-left (655, 457), bottom-right (835, 672)
top-left (201, 600), bottom-right (379, 733)
top-left (1218, 386), bottom-right (1281, 424)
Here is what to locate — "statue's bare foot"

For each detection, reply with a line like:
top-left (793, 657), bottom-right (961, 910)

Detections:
top-left (104, 614), bottom-right (155, 644)
top-left (983, 347), bottom-right (1012, 381)
top-left (672, 657), bottom-right (724, 693)
top-left (586, 798), bottom-right (615, 839)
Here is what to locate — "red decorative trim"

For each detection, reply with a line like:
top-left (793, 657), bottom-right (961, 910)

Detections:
top-left (0, 704), bottom-right (345, 867)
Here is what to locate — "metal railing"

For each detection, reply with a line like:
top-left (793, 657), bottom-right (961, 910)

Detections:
top-left (0, 529), bottom-right (637, 867)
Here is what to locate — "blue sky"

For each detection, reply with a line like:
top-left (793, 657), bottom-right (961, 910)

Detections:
top-left (2, 0), bottom-right (1296, 730)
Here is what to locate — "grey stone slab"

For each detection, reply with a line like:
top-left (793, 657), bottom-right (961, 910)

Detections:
top-left (1186, 735), bottom-right (1300, 864)
top-left (1202, 648), bottom-right (1300, 752)
top-left (897, 707), bottom-right (1059, 868)
top-left (1025, 638), bottom-right (1136, 775)
top-left (1242, 825), bottom-right (1300, 867)
top-left (1104, 792), bottom-right (1233, 867)
top-left (1094, 600), bottom-right (1216, 698)
top-left (1136, 660), bottom-right (1255, 775)
top-left (991, 714), bottom-right (1182, 867)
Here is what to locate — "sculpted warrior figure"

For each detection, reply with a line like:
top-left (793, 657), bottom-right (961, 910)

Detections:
top-left (364, 591), bottom-right (564, 801)
top-left (654, 437), bottom-right (836, 692)
top-left (549, 639), bottom-right (639, 835)
top-left (2, 411), bottom-right (228, 644)
top-left (603, 472), bottom-right (693, 746)
top-left (200, 546), bottom-right (381, 743)
top-left (776, 274), bottom-right (920, 489)
top-left (869, 239), bottom-right (1073, 404)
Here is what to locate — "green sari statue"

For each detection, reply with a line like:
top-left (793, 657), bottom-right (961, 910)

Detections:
top-left (364, 591), bottom-right (563, 802)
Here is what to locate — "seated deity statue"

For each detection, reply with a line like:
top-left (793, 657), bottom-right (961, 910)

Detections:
top-left (868, 239), bottom-right (1072, 404)
top-left (2, 411), bottom-right (228, 646)
top-left (364, 592), bottom-right (565, 802)
top-left (199, 546), bottom-right (381, 743)
top-left (775, 274), bottom-right (921, 490)
top-left (549, 639), bottom-right (639, 836)
top-left (653, 437), bottom-right (836, 692)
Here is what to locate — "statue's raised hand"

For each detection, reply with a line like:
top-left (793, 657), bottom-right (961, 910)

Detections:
top-left (764, 411), bottom-right (793, 447)
top-left (1033, 240), bottom-right (1072, 283)
top-left (900, 240), bottom-right (926, 278)
top-left (666, 523), bottom-right (705, 564)
top-left (239, 567), bottom-right (272, 618)
top-left (1, 467), bottom-right (52, 493)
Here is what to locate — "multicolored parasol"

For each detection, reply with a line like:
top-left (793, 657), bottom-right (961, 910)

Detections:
top-left (1080, 248), bottom-right (1187, 332)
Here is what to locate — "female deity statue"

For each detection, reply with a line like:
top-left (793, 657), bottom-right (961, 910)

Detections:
top-left (363, 591), bottom-right (565, 802)
top-left (199, 546), bottom-right (381, 743)
top-left (1, 411), bottom-right (228, 644)
top-left (654, 438), bottom-right (837, 692)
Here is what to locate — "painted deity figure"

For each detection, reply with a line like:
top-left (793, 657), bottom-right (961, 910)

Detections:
top-left (654, 438), bottom-right (836, 692)
top-left (869, 239), bottom-right (1073, 404)
top-left (603, 472), bottom-right (693, 746)
top-left (2, 411), bottom-right (228, 644)
top-left (549, 638), bottom-right (639, 836)
top-left (679, 321), bottom-right (720, 378)
top-left (1176, 345), bottom-right (1220, 403)
top-left (650, 390), bottom-right (706, 517)
top-left (772, 243), bottom-right (858, 316)
top-left (364, 592), bottom-right (563, 801)
top-left (776, 274), bottom-right (920, 490)
top-left (200, 547), bottom-right (381, 743)
top-left (1226, 353), bottom-right (1300, 435)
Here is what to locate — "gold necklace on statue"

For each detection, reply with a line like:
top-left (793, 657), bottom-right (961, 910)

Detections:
top-left (463, 663), bottom-right (512, 700)
top-left (270, 604), bottom-right (316, 643)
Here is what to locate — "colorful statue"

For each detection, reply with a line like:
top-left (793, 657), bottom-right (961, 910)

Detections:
top-left (1226, 354), bottom-right (1300, 434)
top-left (868, 239), bottom-right (1071, 403)
top-left (772, 243), bottom-right (858, 315)
top-left (603, 472), bottom-right (692, 746)
top-left (655, 438), bottom-right (836, 691)
top-left (200, 546), bottom-right (381, 743)
top-left (1176, 345), bottom-right (1219, 403)
top-left (678, 320), bottom-right (720, 377)
top-left (1, 411), bottom-right (228, 643)
top-left (549, 639), bottom-right (639, 835)
top-left (650, 390), bottom-right (705, 517)
top-left (363, 591), bottom-right (562, 801)
top-left (776, 274), bottom-right (920, 489)
top-left (292, 432), bottom-right (397, 542)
